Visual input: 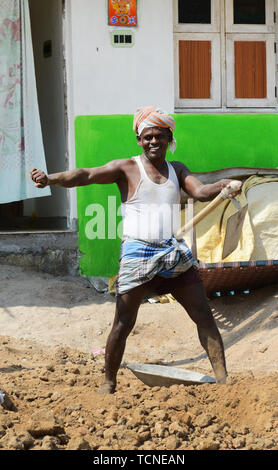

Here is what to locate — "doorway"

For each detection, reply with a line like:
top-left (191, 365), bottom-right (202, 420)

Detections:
top-left (0, 0), bottom-right (68, 231)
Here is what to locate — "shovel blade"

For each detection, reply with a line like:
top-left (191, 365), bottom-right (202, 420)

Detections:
top-left (222, 203), bottom-right (248, 259)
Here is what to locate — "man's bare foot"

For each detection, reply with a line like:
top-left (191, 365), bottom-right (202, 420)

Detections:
top-left (98, 381), bottom-right (116, 394)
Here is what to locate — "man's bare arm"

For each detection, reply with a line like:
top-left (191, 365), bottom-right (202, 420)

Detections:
top-left (184, 174), bottom-right (239, 201)
top-left (30, 160), bottom-right (124, 189)
top-left (172, 162), bottom-right (242, 201)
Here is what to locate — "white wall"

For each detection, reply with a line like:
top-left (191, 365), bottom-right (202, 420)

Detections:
top-left (64, 0), bottom-right (175, 222)
top-left (69, 0), bottom-right (174, 115)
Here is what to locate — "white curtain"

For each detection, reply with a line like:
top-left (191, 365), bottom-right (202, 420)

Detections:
top-left (0, 0), bottom-right (50, 203)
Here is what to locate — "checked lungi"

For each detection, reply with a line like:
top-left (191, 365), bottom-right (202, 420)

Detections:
top-left (115, 237), bottom-right (199, 296)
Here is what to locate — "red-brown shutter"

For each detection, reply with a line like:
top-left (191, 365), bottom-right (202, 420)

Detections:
top-left (179, 40), bottom-right (212, 99)
top-left (234, 41), bottom-right (267, 98)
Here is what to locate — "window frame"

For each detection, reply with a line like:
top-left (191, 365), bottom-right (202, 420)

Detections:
top-left (226, 33), bottom-right (276, 107)
top-left (173, 0), bottom-right (221, 33)
top-left (173, 0), bottom-right (278, 111)
top-left (225, 0), bottom-right (276, 33)
top-left (174, 33), bottom-right (221, 108)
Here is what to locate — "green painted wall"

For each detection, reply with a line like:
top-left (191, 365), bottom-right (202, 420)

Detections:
top-left (75, 114), bottom-right (278, 278)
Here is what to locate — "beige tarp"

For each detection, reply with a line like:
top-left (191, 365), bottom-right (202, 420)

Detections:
top-left (182, 176), bottom-right (278, 263)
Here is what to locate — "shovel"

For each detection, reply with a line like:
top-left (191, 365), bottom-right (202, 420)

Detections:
top-left (177, 180), bottom-right (248, 259)
top-left (126, 363), bottom-right (216, 387)
top-left (221, 198), bottom-right (248, 259)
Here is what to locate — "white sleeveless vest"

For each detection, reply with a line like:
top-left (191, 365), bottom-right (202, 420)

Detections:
top-left (121, 156), bottom-right (181, 242)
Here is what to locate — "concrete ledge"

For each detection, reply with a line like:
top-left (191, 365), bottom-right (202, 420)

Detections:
top-left (0, 231), bottom-right (80, 276)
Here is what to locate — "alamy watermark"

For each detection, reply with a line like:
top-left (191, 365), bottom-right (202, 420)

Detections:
top-left (84, 195), bottom-right (193, 241)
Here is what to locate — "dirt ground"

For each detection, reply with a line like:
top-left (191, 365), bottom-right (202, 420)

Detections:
top-left (0, 264), bottom-right (278, 451)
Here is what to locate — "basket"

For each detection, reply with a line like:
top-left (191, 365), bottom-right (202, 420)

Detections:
top-left (199, 260), bottom-right (278, 296)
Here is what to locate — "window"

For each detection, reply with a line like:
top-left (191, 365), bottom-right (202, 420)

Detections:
top-left (174, 0), bottom-right (277, 110)
top-left (234, 0), bottom-right (266, 25)
top-left (178, 0), bottom-right (212, 24)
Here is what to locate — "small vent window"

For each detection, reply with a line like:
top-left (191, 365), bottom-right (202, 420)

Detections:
top-left (111, 31), bottom-right (134, 47)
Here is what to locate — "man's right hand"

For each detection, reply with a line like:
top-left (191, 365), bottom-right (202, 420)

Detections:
top-left (30, 168), bottom-right (49, 188)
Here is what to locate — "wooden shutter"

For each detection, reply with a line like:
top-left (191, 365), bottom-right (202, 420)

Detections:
top-left (179, 40), bottom-right (211, 99)
top-left (234, 41), bottom-right (266, 98)
top-left (174, 33), bottom-right (221, 108)
top-left (226, 34), bottom-right (276, 107)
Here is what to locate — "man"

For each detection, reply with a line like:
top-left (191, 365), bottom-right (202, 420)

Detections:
top-left (30, 106), bottom-right (241, 394)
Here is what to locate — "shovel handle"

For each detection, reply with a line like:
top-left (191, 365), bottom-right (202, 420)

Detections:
top-left (177, 180), bottom-right (242, 236)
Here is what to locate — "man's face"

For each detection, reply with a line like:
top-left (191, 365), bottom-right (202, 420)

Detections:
top-left (137, 127), bottom-right (172, 161)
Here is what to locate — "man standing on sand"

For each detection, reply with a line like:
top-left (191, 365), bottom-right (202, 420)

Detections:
top-left (30, 106), bottom-right (241, 394)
